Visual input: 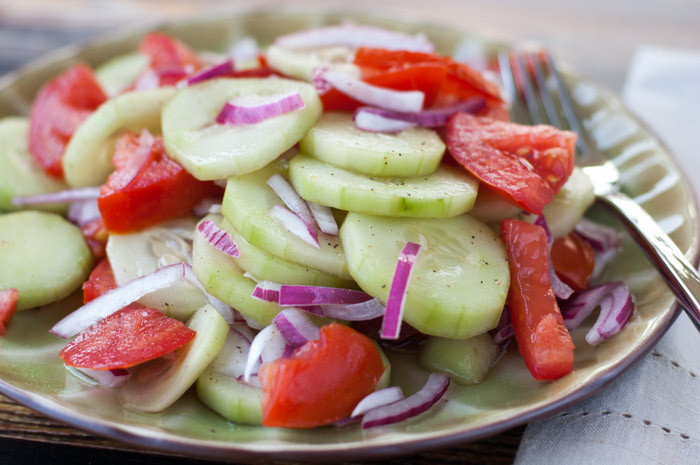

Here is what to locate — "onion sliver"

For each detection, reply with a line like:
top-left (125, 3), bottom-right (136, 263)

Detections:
top-left (67, 198), bottom-right (101, 226)
top-left (353, 109), bottom-right (416, 133)
top-left (351, 386), bottom-right (404, 418)
top-left (50, 263), bottom-right (186, 338)
top-left (252, 281), bottom-right (282, 303)
top-left (278, 285), bottom-right (371, 306)
top-left (273, 308), bottom-right (319, 348)
top-left (319, 298), bottom-right (385, 321)
top-left (380, 242), bottom-right (421, 340)
top-left (318, 70), bottom-right (424, 113)
top-left (587, 283), bottom-right (634, 345)
top-left (267, 174), bottom-right (316, 230)
top-left (197, 219), bottom-right (240, 258)
top-left (561, 282), bottom-right (619, 330)
top-left (275, 24), bottom-right (434, 53)
top-left (12, 187), bottom-right (101, 207)
top-left (362, 373), bottom-right (449, 429)
top-left (244, 325), bottom-right (287, 382)
top-left (216, 91), bottom-right (305, 125)
top-left (182, 60), bottom-right (233, 87)
top-left (68, 366), bottom-right (131, 388)
top-left (574, 218), bottom-right (622, 252)
top-left (269, 205), bottom-right (320, 248)
top-left (307, 201), bottom-right (338, 235)
top-left (354, 98), bottom-right (485, 129)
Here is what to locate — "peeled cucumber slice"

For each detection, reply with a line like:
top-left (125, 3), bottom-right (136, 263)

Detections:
top-left (468, 185), bottom-right (521, 224)
top-left (419, 333), bottom-right (501, 385)
top-left (299, 112), bottom-right (445, 177)
top-left (161, 78), bottom-right (322, 180)
top-left (62, 87), bottom-right (176, 187)
top-left (289, 154), bottom-right (478, 218)
top-left (220, 217), bottom-right (353, 287)
top-left (222, 162), bottom-right (350, 279)
top-left (0, 211), bottom-right (92, 310)
top-left (95, 52), bottom-right (150, 97)
top-left (196, 371), bottom-right (263, 425)
top-left (543, 167), bottom-right (595, 238)
top-left (0, 117), bottom-right (69, 212)
top-left (340, 212), bottom-right (509, 339)
top-left (265, 44), bottom-right (359, 82)
top-left (374, 342), bottom-right (392, 390)
top-left (121, 304), bottom-right (228, 412)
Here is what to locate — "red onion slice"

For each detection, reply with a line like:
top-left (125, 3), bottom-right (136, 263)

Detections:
top-left (318, 70), bottom-right (424, 113)
top-left (279, 285), bottom-right (371, 306)
top-left (380, 242), bottom-right (422, 340)
top-left (574, 218), bottom-right (622, 252)
top-left (197, 220), bottom-right (240, 258)
top-left (244, 325), bottom-right (288, 382)
top-left (307, 201), bottom-right (338, 235)
top-left (351, 386), bottom-right (404, 418)
top-left (561, 281), bottom-right (633, 340)
top-left (272, 308), bottom-right (320, 348)
top-left (275, 24), bottom-right (434, 53)
top-left (181, 60), bottom-right (233, 87)
top-left (67, 198), bottom-right (101, 226)
top-left (318, 298), bottom-right (385, 321)
top-left (362, 373), bottom-right (449, 429)
top-left (12, 187), bottom-right (101, 207)
top-left (50, 263), bottom-right (186, 338)
top-left (586, 283), bottom-right (634, 345)
top-left (354, 98), bottom-right (486, 129)
top-left (353, 109), bottom-right (416, 133)
top-left (216, 91), bottom-right (305, 125)
top-left (269, 205), bottom-right (320, 248)
top-left (267, 174), bottom-right (316, 230)
top-left (252, 281), bottom-right (282, 303)
top-left (492, 307), bottom-right (514, 344)
top-left (67, 366), bottom-right (131, 389)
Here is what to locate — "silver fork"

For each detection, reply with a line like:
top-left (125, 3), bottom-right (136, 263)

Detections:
top-left (499, 50), bottom-right (700, 332)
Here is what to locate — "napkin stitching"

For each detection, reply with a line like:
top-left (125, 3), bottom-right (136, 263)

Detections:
top-left (557, 410), bottom-right (698, 443)
top-left (650, 351), bottom-right (698, 378)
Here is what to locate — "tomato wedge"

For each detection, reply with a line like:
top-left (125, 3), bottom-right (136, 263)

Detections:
top-left (97, 131), bottom-right (221, 233)
top-left (551, 232), bottom-right (595, 291)
top-left (60, 306), bottom-right (196, 370)
top-left (29, 64), bottom-right (107, 177)
top-left (82, 258), bottom-right (117, 304)
top-left (447, 113), bottom-right (576, 214)
top-left (0, 288), bottom-right (19, 337)
top-left (137, 33), bottom-right (203, 87)
top-left (80, 218), bottom-right (109, 261)
top-left (501, 219), bottom-right (574, 381)
top-left (259, 323), bottom-right (384, 428)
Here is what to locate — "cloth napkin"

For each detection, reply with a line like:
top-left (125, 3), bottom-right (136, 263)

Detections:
top-left (514, 47), bottom-right (700, 465)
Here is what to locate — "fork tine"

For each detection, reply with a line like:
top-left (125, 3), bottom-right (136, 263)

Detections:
top-left (528, 52), bottom-right (563, 128)
top-left (511, 53), bottom-right (547, 125)
top-left (497, 52), bottom-right (527, 122)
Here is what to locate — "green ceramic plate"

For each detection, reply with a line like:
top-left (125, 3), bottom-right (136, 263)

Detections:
top-left (0, 10), bottom-right (697, 463)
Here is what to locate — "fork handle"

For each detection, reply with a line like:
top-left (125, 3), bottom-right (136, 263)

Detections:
top-left (597, 191), bottom-right (700, 330)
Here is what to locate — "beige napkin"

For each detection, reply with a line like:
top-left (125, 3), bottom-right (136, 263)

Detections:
top-left (514, 46), bottom-right (700, 465)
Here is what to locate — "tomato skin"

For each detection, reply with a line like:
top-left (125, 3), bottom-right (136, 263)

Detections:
top-left (551, 232), bottom-right (595, 291)
top-left (82, 258), bottom-right (117, 304)
top-left (29, 64), bottom-right (107, 177)
top-left (60, 306), bottom-right (195, 370)
top-left (80, 218), bottom-right (109, 261)
top-left (0, 288), bottom-right (19, 337)
top-left (446, 113), bottom-right (576, 215)
top-left (501, 219), bottom-right (574, 381)
top-left (97, 133), bottom-right (220, 233)
top-left (139, 32), bottom-right (202, 71)
top-left (259, 323), bottom-right (384, 428)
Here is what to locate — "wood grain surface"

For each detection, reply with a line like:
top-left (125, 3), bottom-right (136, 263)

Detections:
top-left (0, 1), bottom-right (697, 463)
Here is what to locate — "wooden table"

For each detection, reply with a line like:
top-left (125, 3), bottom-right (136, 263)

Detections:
top-left (0, 0), bottom-right (698, 463)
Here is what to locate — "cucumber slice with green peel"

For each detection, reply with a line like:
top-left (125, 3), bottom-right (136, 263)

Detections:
top-left (162, 78), bottom-right (322, 181)
top-left (0, 211), bottom-right (92, 310)
top-left (62, 87), bottom-right (176, 187)
top-left (419, 333), bottom-right (501, 385)
top-left (0, 117), bottom-right (69, 213)
top-left (219, 217), bottom-right (354, 288)
top-left (289, 154), bottom-right (478, 218)
top-left (340, 212), bottom-right (509, 339)
top-left (542, 167), bottom-right (595, 239)
top-left (265, 44), bottom-right (359, 82)
top-left (196, 371), bottom-right (263, 425)
top-left (95, 52), bottom-right (150, 97)
top-left (120, 305), bottom-right (228, 412)
top-left (222, 163), bottom-right (350, 279)
top-left (299, 112), bottom-right (445, 177)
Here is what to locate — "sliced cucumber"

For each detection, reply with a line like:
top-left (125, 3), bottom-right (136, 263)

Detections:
top-left (373, 342), bottom-right (392, 390)
top-left (289, 154), bottom-right (478, 218)
top-left (62, 87), bottom-right (176, 187)
top-left (419, 333), bottom-right (501, 385)
top-left (542, 167), bottom-right (595, 238)
top-left (340, 212), bottom-right (509, 339)
top-left (0, 211), bottom-right (92, 310)
top-left (299, 112), bottom-right (445, 177)
top-left (222, 163), bottom-right (350, 279)
top-left (265, 44), bottom-right (359, 82)
top-left (95, 52), bottom-right (150, 97)
top-left (192, 215), bottom-right (284, 326)
top-left (121, 304), bottom-right (228, 412)
top-left (162, 78), bottom-right (321, 181)
top-left (0, 117), bottom-right (69, 212)
top-left (106, 218), bottom-right (206, 321)
top-left (220, 217), bottom-right (353, 287)
top-left (196, 371), bottom-right (263, 425)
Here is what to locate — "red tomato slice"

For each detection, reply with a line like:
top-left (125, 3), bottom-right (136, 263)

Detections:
top-left (97, 132), bottom-right (221, 233)
top-left (446, 113), bottom-right (576, 215)
top-left (259, 323), bottom-right (384, 428)
top-left (0, 288), bottom-right (19, 337)
top-left (82, 258), bottom-right (117, 304)
top-left (80, 218), bottom-right (109, 261)
top-left (551, 232), bottom-right (595, 291)
top-left (29, 64), bottom-right (107, 177)
top-left (138, 33), bottom-right (203, 87)
top-left (60, 306), bottom-right (196, 370)
top-left (501, 219), bottom-right (574, 381)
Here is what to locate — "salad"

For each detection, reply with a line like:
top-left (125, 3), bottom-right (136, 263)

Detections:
top-left (0, 23), bottom-right (634, 430)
